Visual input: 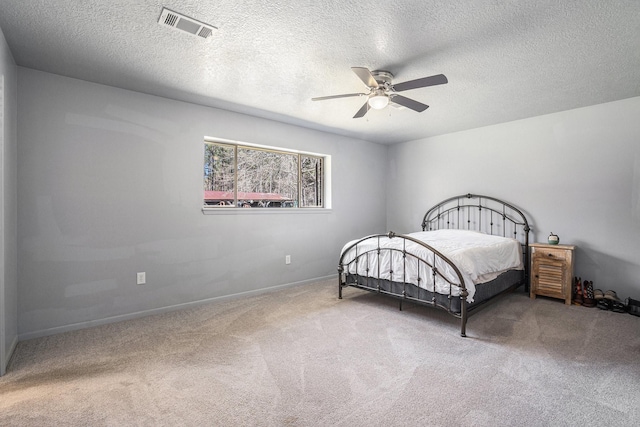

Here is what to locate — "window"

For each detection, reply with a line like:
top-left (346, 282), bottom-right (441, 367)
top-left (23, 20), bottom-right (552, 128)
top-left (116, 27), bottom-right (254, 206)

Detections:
top-left (203, 140), bottom-right (325, 209)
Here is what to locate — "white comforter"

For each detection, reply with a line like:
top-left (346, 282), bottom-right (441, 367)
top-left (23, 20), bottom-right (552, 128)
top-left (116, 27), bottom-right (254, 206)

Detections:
top-left (340, 229), bottom-right (523, 303)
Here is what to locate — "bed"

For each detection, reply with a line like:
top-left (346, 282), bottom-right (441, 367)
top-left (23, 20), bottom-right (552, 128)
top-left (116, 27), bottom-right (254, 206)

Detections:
top-left (338, 193), bottom-right (531, 336)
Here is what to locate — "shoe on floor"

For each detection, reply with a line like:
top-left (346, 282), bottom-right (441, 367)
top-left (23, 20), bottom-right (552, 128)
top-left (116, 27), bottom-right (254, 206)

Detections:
top-left (626, 297), bottom-right (640, 317)
top-left (594, 289), bottom-right (604, 300)
top-left (582, 281), bottom-right (597, 308)
top-left (604, 290), bottom-right (621, 302)
top-left (604, 290), bottom-right (626, 313)
top-left (596, 299), bottom-right (611, 310)
top-left (573, 277), bottom-right (583, 306)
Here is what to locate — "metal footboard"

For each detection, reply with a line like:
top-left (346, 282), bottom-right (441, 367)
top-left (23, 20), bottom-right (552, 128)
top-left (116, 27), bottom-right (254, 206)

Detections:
top-left (338, 231), bottom-right (470, 336)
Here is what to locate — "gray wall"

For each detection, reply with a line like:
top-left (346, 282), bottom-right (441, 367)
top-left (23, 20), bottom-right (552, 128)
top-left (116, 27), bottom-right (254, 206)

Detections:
top-left (387, 96), bottom-right (640, 300)
top-left (17, 68), bottom-right (388, 339)
top-left (0, 25), bottom-right (18, 375)
top-left (13, 60), bottom-right (640, 347)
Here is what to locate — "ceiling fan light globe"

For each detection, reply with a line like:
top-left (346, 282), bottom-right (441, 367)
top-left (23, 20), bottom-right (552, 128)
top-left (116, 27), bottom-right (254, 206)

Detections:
top-left (368, 94), bottom-right (389, 110)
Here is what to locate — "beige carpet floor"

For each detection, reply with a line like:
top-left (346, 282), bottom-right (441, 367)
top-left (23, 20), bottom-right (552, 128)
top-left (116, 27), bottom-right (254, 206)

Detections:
top-left (1, 278), bottom-right (639, 426)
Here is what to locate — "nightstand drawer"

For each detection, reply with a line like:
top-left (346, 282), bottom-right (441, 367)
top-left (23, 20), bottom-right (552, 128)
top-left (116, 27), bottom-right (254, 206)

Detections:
top-left (532, 246), bottom-right (570, 261)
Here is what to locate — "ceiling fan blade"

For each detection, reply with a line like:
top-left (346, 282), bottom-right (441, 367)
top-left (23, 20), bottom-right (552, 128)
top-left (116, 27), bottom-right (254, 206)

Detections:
top-left (311, 93), bottom-right (366, 101)
top-left (390, 95), bottom-right (429, 112)
top-left (353, 101), bottom-right (370, 118)
top-left (351, 67), bottom-right (379, 88)
top-left (393, 74), bottom-right (448, 92)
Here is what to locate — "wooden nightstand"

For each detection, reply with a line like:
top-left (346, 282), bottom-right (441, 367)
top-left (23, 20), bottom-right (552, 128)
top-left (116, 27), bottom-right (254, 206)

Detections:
top-left (529, 243), bottom-right (575, 305)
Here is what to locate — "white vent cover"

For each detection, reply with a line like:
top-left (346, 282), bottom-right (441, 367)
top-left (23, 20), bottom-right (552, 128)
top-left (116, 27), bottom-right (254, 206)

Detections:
top-left (158, 8), bottom-right (216, 39)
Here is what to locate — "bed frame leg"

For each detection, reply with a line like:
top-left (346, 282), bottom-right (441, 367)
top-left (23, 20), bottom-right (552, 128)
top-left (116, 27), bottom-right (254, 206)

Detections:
top-left (460, 293), bottom-right (468, 337)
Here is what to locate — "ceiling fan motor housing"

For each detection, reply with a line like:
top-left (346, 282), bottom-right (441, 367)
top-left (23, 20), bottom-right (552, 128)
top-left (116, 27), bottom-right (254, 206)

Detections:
top-left (371, 70), bottom-right (393, 87)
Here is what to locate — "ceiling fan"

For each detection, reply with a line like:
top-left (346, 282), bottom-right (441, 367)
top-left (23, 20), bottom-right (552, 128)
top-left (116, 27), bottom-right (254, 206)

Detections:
top-left (312, 67), bottom-right (448, 118)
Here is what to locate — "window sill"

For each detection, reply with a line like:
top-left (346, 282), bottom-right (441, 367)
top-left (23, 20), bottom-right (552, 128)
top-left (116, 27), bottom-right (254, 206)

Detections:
top-left (202, 206), bottom-right (332, 215)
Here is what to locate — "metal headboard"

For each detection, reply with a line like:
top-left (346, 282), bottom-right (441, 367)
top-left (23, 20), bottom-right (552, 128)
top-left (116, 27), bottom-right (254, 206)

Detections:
top-left (421, 193), bottom-right (531, 284)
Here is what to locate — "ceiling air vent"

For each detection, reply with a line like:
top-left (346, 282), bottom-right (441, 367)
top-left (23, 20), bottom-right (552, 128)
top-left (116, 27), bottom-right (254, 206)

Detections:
top-left (158, 8), bottom-right (217, 39)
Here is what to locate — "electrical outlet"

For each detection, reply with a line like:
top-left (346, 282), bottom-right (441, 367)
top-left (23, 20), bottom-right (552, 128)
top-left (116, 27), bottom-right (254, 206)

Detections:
top-left (285, 255), bottom-right (291, 265)
top-left (137, 272), bottom-right (146, 285)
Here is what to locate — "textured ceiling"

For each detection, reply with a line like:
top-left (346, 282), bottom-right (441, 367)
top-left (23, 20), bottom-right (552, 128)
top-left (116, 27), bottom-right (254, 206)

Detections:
top-left (1, 0), bottom-right (639, 144)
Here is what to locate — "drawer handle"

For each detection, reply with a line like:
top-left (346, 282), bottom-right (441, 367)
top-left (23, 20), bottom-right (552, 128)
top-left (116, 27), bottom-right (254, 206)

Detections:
top-left (547, 253), bottom-right (554, 257)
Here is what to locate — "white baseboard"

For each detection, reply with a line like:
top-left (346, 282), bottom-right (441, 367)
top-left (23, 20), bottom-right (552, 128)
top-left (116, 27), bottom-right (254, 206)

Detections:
top-left (18, 275), bottom-right (336, 341)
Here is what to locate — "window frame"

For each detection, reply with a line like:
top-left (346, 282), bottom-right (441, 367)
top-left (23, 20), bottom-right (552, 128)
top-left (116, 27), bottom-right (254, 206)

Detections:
top-left (202, 137), bottom-right (331, 213)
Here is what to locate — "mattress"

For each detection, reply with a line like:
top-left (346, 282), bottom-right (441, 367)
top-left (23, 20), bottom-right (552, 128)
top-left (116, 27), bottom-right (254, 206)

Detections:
top-left (340, 229), bottom-right (523, 303)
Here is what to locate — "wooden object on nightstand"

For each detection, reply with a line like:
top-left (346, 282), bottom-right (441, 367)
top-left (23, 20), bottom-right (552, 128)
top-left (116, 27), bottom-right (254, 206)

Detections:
top-left (530, 243), bottom-right (575, 305)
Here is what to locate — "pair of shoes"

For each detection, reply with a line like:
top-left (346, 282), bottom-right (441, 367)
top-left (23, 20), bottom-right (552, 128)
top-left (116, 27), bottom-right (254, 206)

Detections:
top-left (604, 290), bottom-right (626, 313)
top-left (582, 280), bottom-right (596, 307)
top-left (573, 277), bottom-right (583, 305)
top-left (626, 297), bottom-right (640, 317)
top-left (597, 290), bottom-right (626, 312)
